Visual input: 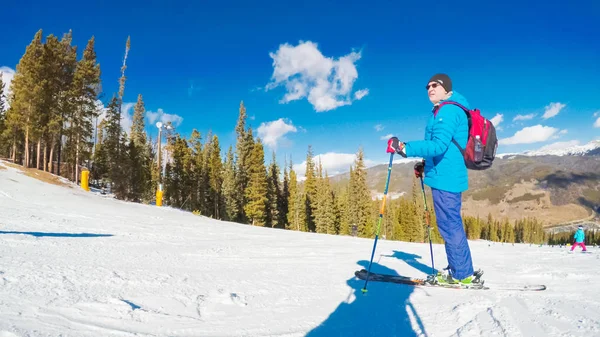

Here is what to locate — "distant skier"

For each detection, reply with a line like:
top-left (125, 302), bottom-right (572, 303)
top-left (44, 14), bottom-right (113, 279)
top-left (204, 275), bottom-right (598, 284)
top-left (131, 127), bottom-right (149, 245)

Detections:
top-left (570, 225), bottom-right (587, 252)
top-left (387, 73), bottom-right (477, 286)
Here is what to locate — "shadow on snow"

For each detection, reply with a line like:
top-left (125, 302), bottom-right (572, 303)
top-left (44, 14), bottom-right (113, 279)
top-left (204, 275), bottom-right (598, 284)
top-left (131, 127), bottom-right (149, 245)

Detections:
top-left (0, 231), bottom-right (113, 238)
top-left (305, 254), bottom-right (432, 337)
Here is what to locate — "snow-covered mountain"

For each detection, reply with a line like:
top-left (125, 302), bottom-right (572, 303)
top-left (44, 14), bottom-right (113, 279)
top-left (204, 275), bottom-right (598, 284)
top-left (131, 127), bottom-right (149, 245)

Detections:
top-left (498, 140), bottom-right (600, 158)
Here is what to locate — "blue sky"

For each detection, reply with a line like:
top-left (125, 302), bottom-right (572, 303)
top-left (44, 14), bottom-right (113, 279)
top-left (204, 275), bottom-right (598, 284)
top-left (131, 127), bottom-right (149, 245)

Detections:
top-left (1, 0), bottom-right (599, 177)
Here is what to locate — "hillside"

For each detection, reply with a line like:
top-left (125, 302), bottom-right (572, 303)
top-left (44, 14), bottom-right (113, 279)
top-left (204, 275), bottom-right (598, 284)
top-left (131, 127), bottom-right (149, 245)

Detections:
top-left (333, 141), bottom-right (600, 226)
top-left (1, 159), bottom-right (599, 337)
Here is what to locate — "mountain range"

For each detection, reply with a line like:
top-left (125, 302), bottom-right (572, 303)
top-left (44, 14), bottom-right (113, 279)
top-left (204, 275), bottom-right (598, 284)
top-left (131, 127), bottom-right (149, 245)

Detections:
top-left (334, 140), bottom-right (600, 227)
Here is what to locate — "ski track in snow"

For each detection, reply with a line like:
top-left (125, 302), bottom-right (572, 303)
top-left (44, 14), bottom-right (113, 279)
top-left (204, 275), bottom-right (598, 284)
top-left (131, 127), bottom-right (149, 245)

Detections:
top-left (0, 160), bottom-right (599, 337)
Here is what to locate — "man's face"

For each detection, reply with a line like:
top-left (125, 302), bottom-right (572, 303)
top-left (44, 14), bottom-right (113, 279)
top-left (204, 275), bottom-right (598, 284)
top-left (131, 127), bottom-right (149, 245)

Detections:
top-left (426, 81), bottom-right (448, 104)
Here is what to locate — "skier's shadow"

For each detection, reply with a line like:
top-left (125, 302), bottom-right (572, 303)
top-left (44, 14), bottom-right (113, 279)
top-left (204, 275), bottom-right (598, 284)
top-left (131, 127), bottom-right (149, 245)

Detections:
top-left (383, 250), bottom-right (439, 276)
top-left (305, 259), bottom-right (426, 337)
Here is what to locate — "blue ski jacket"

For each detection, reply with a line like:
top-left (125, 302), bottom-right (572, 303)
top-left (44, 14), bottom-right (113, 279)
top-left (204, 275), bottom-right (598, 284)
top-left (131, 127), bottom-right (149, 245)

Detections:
top-left (404, 91), bottom-right (469, 193)
top-left (574, 229), bottom-right (585, 243)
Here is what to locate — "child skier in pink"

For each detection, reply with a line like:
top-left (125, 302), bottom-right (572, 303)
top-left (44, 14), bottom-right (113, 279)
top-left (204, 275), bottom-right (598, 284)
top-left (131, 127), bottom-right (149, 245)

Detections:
top-left (570, 225), bottom-right (587, 252)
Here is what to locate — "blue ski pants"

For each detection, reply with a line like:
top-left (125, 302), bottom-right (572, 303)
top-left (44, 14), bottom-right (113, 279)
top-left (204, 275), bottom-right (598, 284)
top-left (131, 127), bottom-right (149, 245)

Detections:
top-left (431, 188), bottom-right (474, 280)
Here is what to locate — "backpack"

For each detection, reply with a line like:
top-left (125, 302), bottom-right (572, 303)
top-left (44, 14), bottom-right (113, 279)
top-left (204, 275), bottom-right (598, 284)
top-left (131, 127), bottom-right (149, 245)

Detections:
top-left (434, 101), bottom-right (498, 170)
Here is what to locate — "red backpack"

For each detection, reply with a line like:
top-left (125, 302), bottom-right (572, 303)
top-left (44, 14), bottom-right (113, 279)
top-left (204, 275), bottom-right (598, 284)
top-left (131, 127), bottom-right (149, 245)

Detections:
top-left (434, 101), bottom-right (498, 170)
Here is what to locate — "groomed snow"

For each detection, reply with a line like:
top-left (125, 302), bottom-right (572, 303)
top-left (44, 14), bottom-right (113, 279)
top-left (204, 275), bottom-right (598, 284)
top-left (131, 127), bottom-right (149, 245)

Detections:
top-left (0, 160), bottom-right (598, 337)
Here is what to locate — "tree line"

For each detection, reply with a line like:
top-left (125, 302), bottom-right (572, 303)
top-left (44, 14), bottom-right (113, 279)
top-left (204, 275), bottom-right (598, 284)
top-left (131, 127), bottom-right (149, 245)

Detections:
top-left (0, 30), bottom-right (553, 246)
top-left (547, 229), bottom-right (600, 246)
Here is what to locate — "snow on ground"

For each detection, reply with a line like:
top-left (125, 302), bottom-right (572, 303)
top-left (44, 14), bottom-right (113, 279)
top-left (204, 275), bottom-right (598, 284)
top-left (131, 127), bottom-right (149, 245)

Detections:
top-left (0, 160), bottom-right (599, 337)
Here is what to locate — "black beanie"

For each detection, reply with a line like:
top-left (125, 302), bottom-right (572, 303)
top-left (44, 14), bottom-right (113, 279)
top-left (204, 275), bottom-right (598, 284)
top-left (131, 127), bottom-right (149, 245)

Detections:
top-left (427, 73), bottom-right (452, 92)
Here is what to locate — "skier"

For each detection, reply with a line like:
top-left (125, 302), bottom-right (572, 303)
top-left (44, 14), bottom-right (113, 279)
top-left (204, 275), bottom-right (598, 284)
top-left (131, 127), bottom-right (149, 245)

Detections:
top-left (387, 73), bottom-right (477, 285)
top-left (570, 225), bottom-right (587, 252)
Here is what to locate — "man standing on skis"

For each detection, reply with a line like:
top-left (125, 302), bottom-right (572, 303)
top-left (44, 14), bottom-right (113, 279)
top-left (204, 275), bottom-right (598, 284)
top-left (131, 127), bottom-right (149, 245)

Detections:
top-left (387, 73), bottom-right (476, 285)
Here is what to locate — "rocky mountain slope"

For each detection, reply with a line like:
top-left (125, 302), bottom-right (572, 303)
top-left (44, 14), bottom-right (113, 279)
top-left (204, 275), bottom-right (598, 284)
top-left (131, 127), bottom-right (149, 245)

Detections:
top-left (333, 140), bottom-right (600, 226)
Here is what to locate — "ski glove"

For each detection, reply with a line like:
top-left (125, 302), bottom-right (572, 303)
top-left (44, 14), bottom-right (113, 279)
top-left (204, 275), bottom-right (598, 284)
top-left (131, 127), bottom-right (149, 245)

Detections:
top-left (414, 160), bottom-right (424, 178)
top-left (387, 137), bottom-right (407, 157)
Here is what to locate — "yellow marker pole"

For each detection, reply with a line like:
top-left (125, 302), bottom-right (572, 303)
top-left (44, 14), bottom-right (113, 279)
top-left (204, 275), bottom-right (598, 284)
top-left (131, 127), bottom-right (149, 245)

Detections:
top-left (81, 170), bottom-right (90, 191)
top-left (156, 183), bottom-right (163, 207)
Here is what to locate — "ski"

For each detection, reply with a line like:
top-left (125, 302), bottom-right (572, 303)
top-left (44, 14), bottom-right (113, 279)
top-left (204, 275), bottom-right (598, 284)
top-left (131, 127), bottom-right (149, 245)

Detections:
top-left (354, 269), bottom-right (546, 291)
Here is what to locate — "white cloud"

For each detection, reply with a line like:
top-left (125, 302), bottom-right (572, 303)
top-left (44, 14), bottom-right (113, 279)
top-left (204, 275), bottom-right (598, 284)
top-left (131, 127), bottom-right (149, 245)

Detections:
top-left (1, 66), bottom-right (16, 108)
top-left (292, 152), bottom-right (377, 178)
top-left (594, 111), bottom-right (599, 117)
top-left (265, 41), bottom-right (366, 112)
top-left (551, 129), bottom-right (569, 140)
top-left (537, 140), bottom-right (580, 151)
top-left (542, 102), bottom-right (566, 119)
top-left (594, 117), bottom-right (600, 128)
top-left (380, 133), bottom-right (393, 140)
top-left (354, 89), bottom-right (369, 100)
top-left (499, 125), bottom-right (559, 145)
top-left (146, 108), bottom-right (183, 128)
top-left (513, 113), bottom-right (536, 121)
top-left (93, 100), bottom-right (136, 135)
top-left (257, 118), bottom-right (298, 149)
top-left (374, 124), bottom-right (384, 132)
top-left (490, 113), bottom-right (504, 129)
top-left (120, 102), bottom-right (136, 134)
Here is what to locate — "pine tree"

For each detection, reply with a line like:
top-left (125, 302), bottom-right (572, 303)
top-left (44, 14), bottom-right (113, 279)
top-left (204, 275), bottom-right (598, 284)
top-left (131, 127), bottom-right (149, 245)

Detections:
top-left (336, 184), bottom-right (351, 235)
top-left (188, 130), bottom-right (204, 213)
top-left (487, 213), bottom-right (498, 242)
top-left (49, 31), bottom-right (77, 175)
top-left (266, 151), bottom-right (282, 228)
top-left (244, 138), bottom-right (268, 226)
top-left (395, 199), bottom-right (410, 241)
top-left (116, 36), bottom-right (131, 152)
top-left (503, 219), bottom-right (515, 243)
top-left (103, 95), bottom-right (126, 196)
top-left (165, 135), bottom-right (192, 208)
top-left (70, 36), bottom-right (101, 183)
top-left (128, 94), bottom-right (151, 202)
top-left (235, 101), bottom-right (253, 223)
top-left (0, 72), bottom-right (5, 113)
top-left (319, 171), bottom-right (338, 234)
top-left (313, 159), bottom-right (326, 233)
top-left (303, 145), bottom-right (318, 232)
top-left (8, 30), bottom-right (45, 168)
top-left (279, 160), bottom-right (290, 229)
top-left (405, 189), bottom-right (424, 242)
top-left (208, 135), bottom-right (223, 218)
top-left (287, 159), bottom-right (305, 231)
top-left (91, 120), bottom-right (108, 182)
top-left (131, 94), bottom-right (146, 146)
top-left (222, 145), bottom-right (238, 221)
top-left (0, 72), bottom-right (6, 153)
top-left (350, 148), bottom-right (372, 237)
top-left (199, 132), bottom-right (214, 215)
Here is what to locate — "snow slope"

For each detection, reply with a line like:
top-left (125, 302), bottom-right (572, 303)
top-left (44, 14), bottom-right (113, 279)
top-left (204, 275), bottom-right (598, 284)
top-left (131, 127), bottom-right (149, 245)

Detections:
top-left (0, 160), bottom-right (599, 337)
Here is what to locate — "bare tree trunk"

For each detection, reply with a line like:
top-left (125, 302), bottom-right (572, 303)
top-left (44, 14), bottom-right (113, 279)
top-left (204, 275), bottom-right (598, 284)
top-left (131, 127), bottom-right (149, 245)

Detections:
top-left (24, 125), bottom-right (29, 167)
top-left (75, 135), bottom-right (80, 183)
top-left (36, 138), bottom-right (41, 169)
top-left (11, 135), bottom-right (16, 162)
top-left (48, 135), bottom-right (55, 172)
top-left (43, 142), bottom-right (48, 172)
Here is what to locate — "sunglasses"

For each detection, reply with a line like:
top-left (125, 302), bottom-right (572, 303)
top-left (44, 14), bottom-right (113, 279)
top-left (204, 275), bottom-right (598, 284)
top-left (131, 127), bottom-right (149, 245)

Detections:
top-left (426, 83), bottom-right (440, 90)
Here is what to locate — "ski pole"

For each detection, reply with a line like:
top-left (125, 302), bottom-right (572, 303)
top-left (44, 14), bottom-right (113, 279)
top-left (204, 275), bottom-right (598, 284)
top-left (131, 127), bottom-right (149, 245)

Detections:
top-left (361, 152), bottom-right (394, 294)
top-left (420, 175), bottom-right (435, 277)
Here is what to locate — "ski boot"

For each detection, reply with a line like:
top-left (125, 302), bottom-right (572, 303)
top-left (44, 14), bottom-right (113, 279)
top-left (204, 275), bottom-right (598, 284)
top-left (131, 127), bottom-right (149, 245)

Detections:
top-left (434, 267), bottom-right (484, 286)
